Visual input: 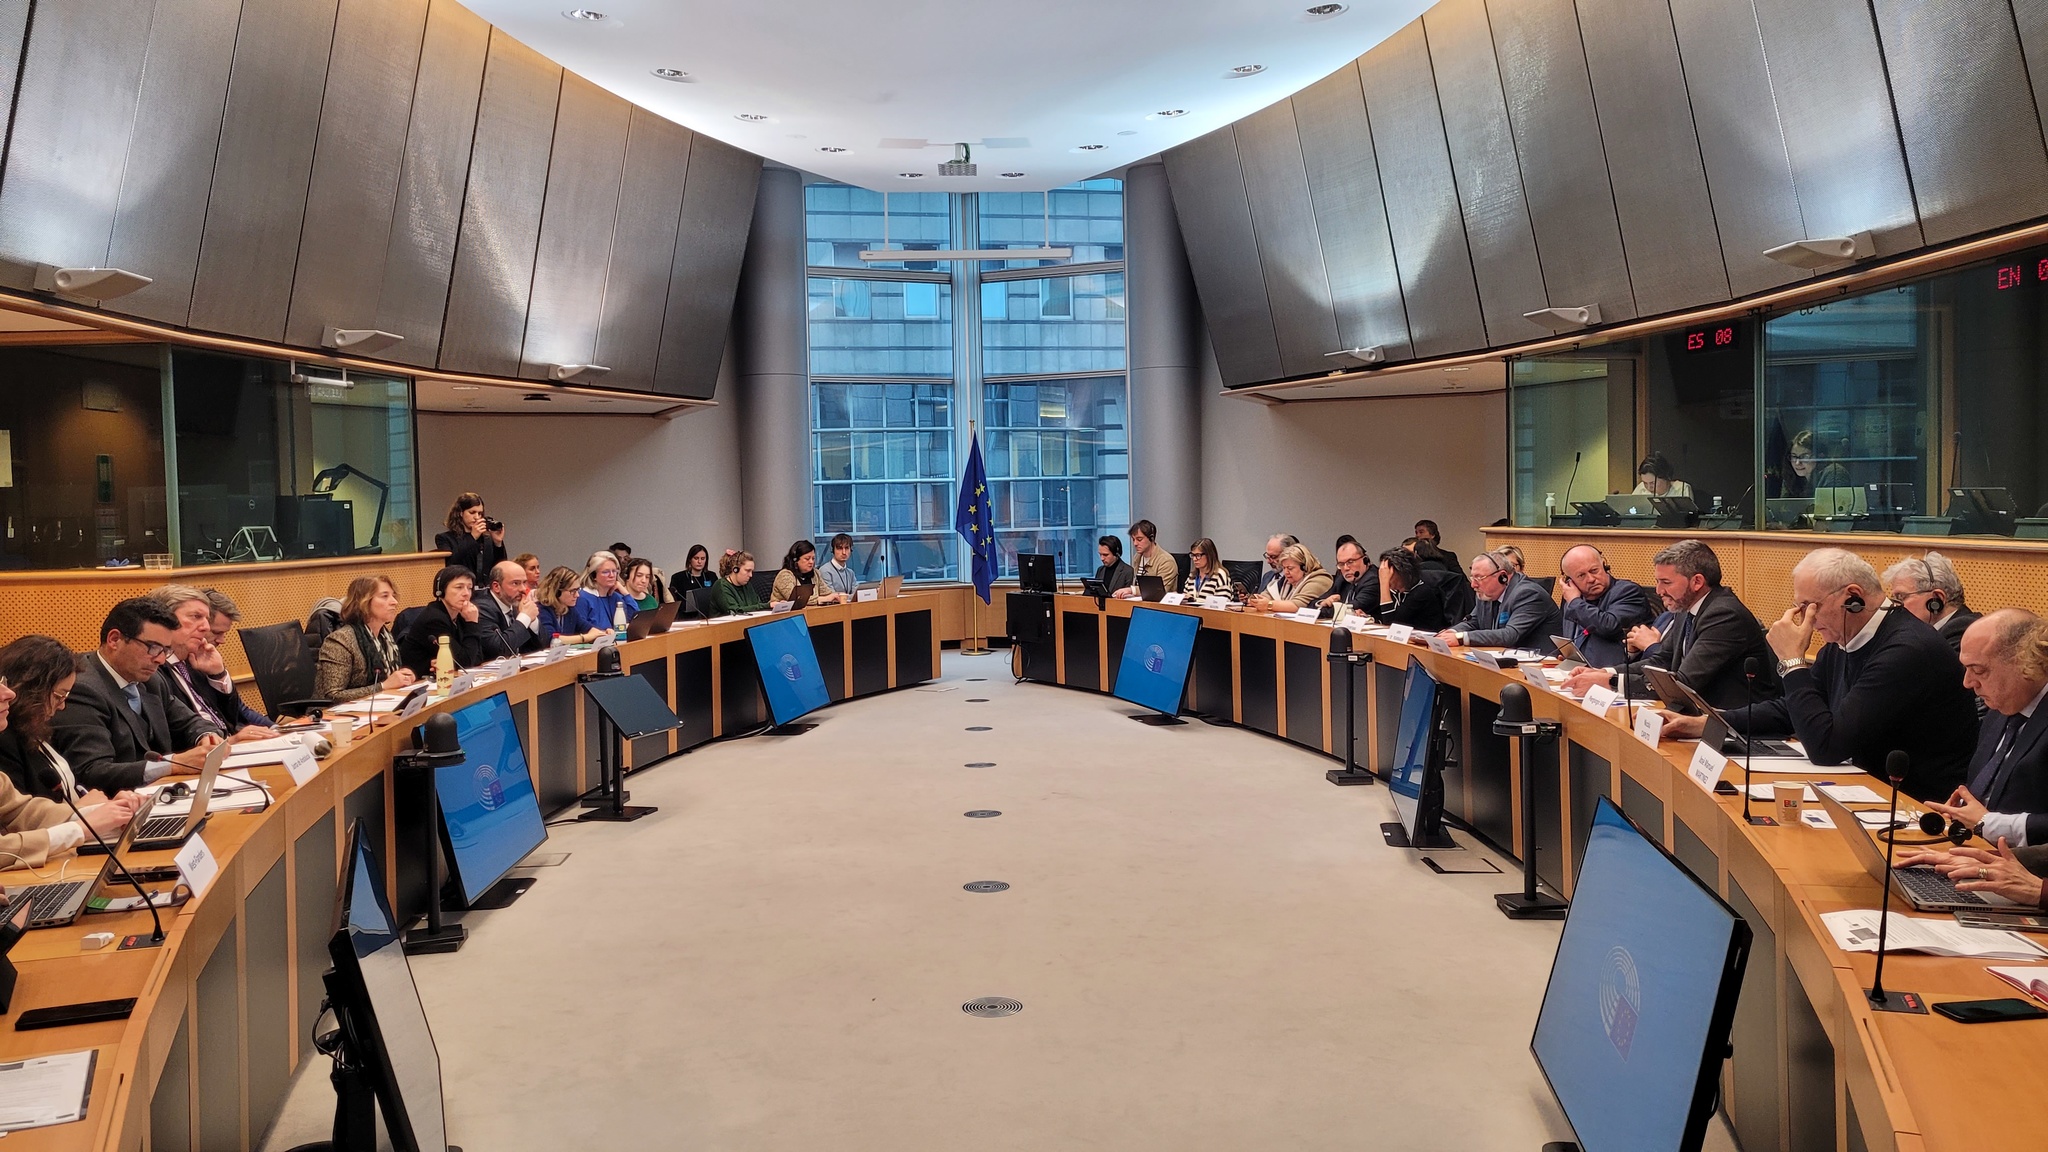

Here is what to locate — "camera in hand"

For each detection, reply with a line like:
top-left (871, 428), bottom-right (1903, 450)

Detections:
top-left (484, 517), bottom-right (503, 532)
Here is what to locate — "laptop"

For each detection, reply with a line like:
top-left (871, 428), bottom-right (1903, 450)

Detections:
top-left (880, 575), bottom-right (904, 598)
top-left (789, 583), bottom-right (815, 610)
top-left (133, 741), bottom-right (230, 852)
top-left (1814, 788), bottom-right (2013, 911)
top-left (1549, 635), bottom-right (1587, 669)
top-left (1134, 575), bottom-right (1166, 602)
top-left (1814, 486), bottom-right (1867, 520)
top-left (625, 599), bottom-right (682, 641)
top-left (14, 800), bottom-right (153, 929)
top-left (1641, 666), bottom-right (1802, 757)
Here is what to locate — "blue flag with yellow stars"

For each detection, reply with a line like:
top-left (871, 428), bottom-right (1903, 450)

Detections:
top-left (954, 432), bottom-right (996, 603)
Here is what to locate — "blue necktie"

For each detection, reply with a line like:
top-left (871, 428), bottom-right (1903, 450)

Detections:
top-left (122, 683), bottom-right (142, 716)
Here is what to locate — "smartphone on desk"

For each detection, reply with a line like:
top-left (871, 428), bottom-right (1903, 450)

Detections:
top-left (1954, 909), bottom-right (2048, 934)
top-left (1932, 998), bottom-right (2048, 1024)
top-left (16, 997), bottom-right (136, 1030)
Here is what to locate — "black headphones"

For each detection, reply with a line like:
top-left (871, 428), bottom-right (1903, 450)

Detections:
top-left (1917, 810), bottom-right (1972, 845)
top-left (1925, 590), bottom-right (1946, 617)
top-left (1843, 590), bottom-right (1866, 614)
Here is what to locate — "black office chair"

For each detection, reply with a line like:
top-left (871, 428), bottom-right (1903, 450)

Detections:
top-left (686, 587), bottom-right (722, 619)
top-left (1429, 569), bottom-right (1476, 625)
top-left (394, 605), bottom-right (424, 637)
top-left (1223, 560), bottom-right (1264, 595)
top-left (1532, 575), bottom-right (1557, 594)
top-left (748, 571), bottom-right (778, 603)
top-left (238, 621), bottom-right (332, 719)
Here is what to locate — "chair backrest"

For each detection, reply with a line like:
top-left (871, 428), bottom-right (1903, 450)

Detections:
top-left (687, 586), bottom-right (720, 618)
top-left (1532, 575), bottom-right (1557, 595)
top-left (394, 605), bottom-right (424, 637)
top-left (305, 597), bottom-right (343, 644)
top-left (238, 620), bottom-right (316, 716)
top-left (1428, 568), bottom-right (1477, 624)
top-left (748, 571), bottom-right (777, 602)
top-left (1222, 560), bottom-right (1264, 592)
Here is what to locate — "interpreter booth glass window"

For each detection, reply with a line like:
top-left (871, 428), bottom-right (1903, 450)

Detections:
top-left (169, 351), bottom-right (418, 564)
top-left (0, 343), bottom-right (170, 570)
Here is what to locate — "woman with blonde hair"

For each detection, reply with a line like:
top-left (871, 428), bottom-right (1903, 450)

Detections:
top-left (314, 575), bottom-right (419, 703)
top-left (537, 567), bottom-right (607, 646)
top-left (569, 550), bottom-right (638, 635)
top-left (1247, 543), bottom-right (1332, 612)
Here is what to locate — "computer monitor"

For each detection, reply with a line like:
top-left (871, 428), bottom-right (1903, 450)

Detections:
top-left (326, 820), bottom-right (449, 1152)
top-left (435, 693), bottom-right (547, 909)
top-left (1017, 552), bottom-right (1057, 595)
top-left (1384, 656), bottom-right (1453, 848)
top-left (746, 614), bottom-right (832, 726)
top-left (1950, 486), bottom-right (2019, 536)
top-left (1112, 606), bottom-right (1199, 721)
top-left (1531, 797), bottom-right (1751, 1152)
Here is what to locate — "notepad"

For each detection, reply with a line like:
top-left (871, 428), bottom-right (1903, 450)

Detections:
top-left (0, 1049), bottom-right (96, 1131)
top-left (1988, 966), bottom-right (2048, 1005)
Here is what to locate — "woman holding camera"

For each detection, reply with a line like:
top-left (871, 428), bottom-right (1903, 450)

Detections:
top-left (435, 492), bottom-right (507, 584)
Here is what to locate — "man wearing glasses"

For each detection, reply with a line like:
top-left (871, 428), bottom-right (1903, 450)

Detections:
top-left (1438, 550), bottom-right (1562, 653)
top-left (51, 597), bottom-right (223, 794)
top-left (1661, 547), bottom-right (1976, 800)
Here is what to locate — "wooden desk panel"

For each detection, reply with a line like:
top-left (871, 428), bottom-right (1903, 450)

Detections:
top-left (1031, 594), bottom-right (2046, 1152)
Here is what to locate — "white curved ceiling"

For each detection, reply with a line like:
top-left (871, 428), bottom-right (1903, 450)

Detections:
top-left (463, 1), bottom-right (1432, 192)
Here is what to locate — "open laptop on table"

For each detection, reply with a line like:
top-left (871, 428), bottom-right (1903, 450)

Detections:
top-left (1815, 787), bottom-right (2015, 911)
top-left (1641, 666), bottom-right (1802, 758)
top-left (1134, 575), bottom-right (1166, 602)
top-left (1549, 635), bottom-right (1587, 669)
top-left (626, 599), bottom-right (682, 641)
top-left (11, 800), bottom-right (153, 929)
top-left (131, 741), bottom-right (230, 852)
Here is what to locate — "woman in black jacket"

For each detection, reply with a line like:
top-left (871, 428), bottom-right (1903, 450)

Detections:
top-left (433, 492), bottom-right (507, 583)
top-left (0, 634), bottom-right (88, 800)
top-left (399, 565), bottom-right (512, 676)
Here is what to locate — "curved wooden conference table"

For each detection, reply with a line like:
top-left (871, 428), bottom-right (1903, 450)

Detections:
top-left (0, 593), bottom-right (939, 1152)
top-left (1018, 592), bottom-right (2047, 1152)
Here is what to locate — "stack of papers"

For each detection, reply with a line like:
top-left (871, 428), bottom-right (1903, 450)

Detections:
top-left (328, 692), bottom-right (410, 716)
top-left (0, 1049), bottom-right (95, 1132)
top-left (1816, 783), bottom-right (1885, 804)
top-left (1820, 910), bottom-right (2048, 960)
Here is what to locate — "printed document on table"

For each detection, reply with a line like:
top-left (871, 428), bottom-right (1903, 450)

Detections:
top-left (0, 1049), bottom-right (96, 1131)
top-left (1820, 910), bottom-right (2047, 960)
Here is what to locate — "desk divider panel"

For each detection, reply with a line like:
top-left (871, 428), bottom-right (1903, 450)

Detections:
top-left (1566, 743), bottom-right (1612, 881)
top-left (628, 656), bottom-right (672, 767)
top-left (1463, 693), bottom-right (1510, 848)
top-left (343, 777), bottom-right (386, 900)
top-left (536, 684), bottom-right (582, 814)
top-left (1018, 634), bottom-right (1058, 683)
top-left (293, 810), bottom-right (337, 1060)
top-left (1237, 634), bottom-right (1279, 735)
top-left (893, 609), bottom-right (935, 686)
top-left (1724, 875), bottom-right (1782, 1152)
top-left (1373, 660), bottom-right (1404, 777)
top-left (810, 621), bottom-right (847, 701)
top-left (720, 638), bottom-right (768, 731)
top-left (150, 1017), bottom-right (192, 1152)
top-left (1282, 640), bottom-right (1325, 751)
top-left (1618, 771), bottom-right (1664, 843)
top-left (672, 647), bottom-right (715, 752)
top-left (1105, 614), bottom-right (1130, 684)
top-left (1531, 736), bottom-right (1564, 892)
top-left (1672, 817), bottom-right (1718, 889)
top-left (1192, 626), bottom-right (1234, 719)
top-left (850, 616), bottom-right (890, 696)
top-left (1061, 611), bottom-right (1101, 691)
top-left (196, 923), bottom-right (242, 1152)
top-left (246, 860), bottom-right (292, 1141)
top-left (1785, 954), bottom-right (1838, 1152)
top-left (512, 697), bottom-right (531, 768)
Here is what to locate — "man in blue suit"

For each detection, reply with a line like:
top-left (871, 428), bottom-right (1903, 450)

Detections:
top-left (1438, 550), bottom-right (1563, 653)
top-left (1558, 544), bottom-right (1655, 667)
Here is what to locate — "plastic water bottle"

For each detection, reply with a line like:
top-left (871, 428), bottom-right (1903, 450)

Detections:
top-left (433, 635), bottom-right (454, 692)
top-left (613, 601), bottom-right (628, 641)
top-left (1545, 492), bottom-right (1556, 524)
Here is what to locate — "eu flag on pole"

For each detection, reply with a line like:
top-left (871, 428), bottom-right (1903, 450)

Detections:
top-left (955, 432), bottom-right (997, 604)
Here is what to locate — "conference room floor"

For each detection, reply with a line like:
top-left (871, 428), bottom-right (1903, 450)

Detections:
top-left (261, 652), bottom-right (1740, 1152)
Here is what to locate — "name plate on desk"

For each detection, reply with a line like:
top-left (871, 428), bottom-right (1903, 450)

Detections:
top-left (174, 833), bottom-right (220, 899)
top-left (1687, 742), bottom-right (1729, 793)
top-left (1580, 684), bottom-right (1618, 715)
top-left (1160, 592), bottom-right (1185, 606)
top-left (1200, 594), bottom-right (1231, 610)
top-left (282, 743), bottom-right (319, 786)
top-left (1384, 624), bottom-right (1413, 644)
top-left (1290, 607), bottom-right (1321, 623)
top-left (856, 587), bottom-right (879, 603)
top-left (1634, 708), bottom-right (1664, 747)
top-left (1424, 633), bottom-right (1455, 656)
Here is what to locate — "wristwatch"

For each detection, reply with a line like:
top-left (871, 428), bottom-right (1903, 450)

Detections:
top-left (1777, 656), bottom-right (1810, 675)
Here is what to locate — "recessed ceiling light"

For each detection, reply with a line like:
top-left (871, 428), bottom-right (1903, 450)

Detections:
top-left (816, 146), bottom-right (847, 153)
top-left (451, 384), bottom-right (479, 392)
top-left (1154, 109), bottom-right (1187, 118)
top-left (1000, 172), bottom-right (1026, 178)
top-left (898, 172), bottom-right (926, 179)
top-left (651, 67), bottom-right (690, 81)
top-left (562, 8), bottom-right (606, 20)
top-left (735, 113), bottom-right (770, 122)
top-left (1230, 64), bottom-right (1266, 76)
top-left (1077, 144), bottom-right (1105, 151)
top-left (1306, 3), bottom-right (1348, 15)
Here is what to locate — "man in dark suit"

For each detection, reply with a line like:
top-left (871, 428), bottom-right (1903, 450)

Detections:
top-left (477, 561), bottom-right (547, 655)
top-left (1318, 540), bottom-right (1378, 614)
top-left (52, 598), bottom-right (222, 793)
top-left (1439, 550), bottom-right (1562, 653)
top-left (1557, 545), bottom-right (1655, 667)
top-left (1412, 519), bottom-right (1459, 577)
top-left (1917, 610), bottom-right (2048, 847)
top-left (1884, 551), bottom-right (1979, 654)
top-left (1565, 539), bottom-right (1779, 711)
top-left (152, 584), bottom-right (276, 740)
top-left (1663, 547), bottom-right (1977, 800)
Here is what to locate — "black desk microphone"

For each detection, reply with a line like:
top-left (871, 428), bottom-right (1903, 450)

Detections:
top-left (1867, 750), bottom-right (1924, 1013)
top-left (1740, 657), bottom-right (1770, 825)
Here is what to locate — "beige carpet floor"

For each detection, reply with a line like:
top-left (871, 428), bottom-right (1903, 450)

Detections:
top-left (262, 650), bottom-right (1738, 1151)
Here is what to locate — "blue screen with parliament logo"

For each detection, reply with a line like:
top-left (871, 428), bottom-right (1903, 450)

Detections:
top-left (1531, 797), bottom-right (1746, 1152)
top-left (747, 614), bottom-right (832, 725)
top-left (435, 692), bottom-right (548, 907)
top-left (1112, 607), bottom-right (1200, 717)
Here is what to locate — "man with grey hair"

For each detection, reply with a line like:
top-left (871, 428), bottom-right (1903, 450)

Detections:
top-left (1663, 546), bottom-right (1977, 799)
top-left (1258, 534), bottom-right (1299, 598)
top-left (1882, 550), bottom-right (1980, 653)
top-left (1565, 538), bottom-right (1778, 710)
top-left (1916, 609), bottom-right (2048, 848)
top-left (1438, 550), bottom-right (1562, 653)
top-left (152, 584), bottom-right (276, 741)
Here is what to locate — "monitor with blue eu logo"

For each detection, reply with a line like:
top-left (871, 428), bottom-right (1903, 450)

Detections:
top-left (747, 614), bottom-right (832, 727)
top-left (1531, 796), bottom-right (1750, 1152)
top-left (1112, 606), bottom-right (1200, 722)
top-left (1384, 656), bottom-right (1454, 849)
top-left (435, 692), bottom-right (548, 910)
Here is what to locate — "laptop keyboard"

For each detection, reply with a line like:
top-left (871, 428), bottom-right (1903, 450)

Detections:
top-left (136, 814), bottom-right (186, 841)
top-left (18, 879), bottom-right (90, 926)
top-left (1897, 865), bottom-right (1986, 906)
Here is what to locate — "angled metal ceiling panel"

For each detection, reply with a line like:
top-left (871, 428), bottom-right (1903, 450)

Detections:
top-left (1290, 62), bottom-right (1413, 362)
top-left (2016, 2), bottom-right (2048, 176)
top-left (652, 134), bottom-right (760, 398)
top-left (1574, 0), bottom-right (1730, 315)
top-left (1233, 100), bottom-right (1342, 379)
top-left (1872, 0), bottom-right (2048, 244)
top-left (1161, 125), bottom-right (1284, 385)
top-left (101, 0), bottom-right (243, 327)
top-left (0, 3), bottom-right (153, 290)
top-left (1485, 0), bottom-right (1635, 323)
top-left (518, 74), bottom-right (631, 379)
top-left (1665, 0), bottom-right (1806, 297)
top-left (283, 0), bottom-right (431, 350)
top-left (1749, 0), bottom-right (1922, 254)
top-left (372, 0), bottom-right (490, 369)
top-left (438, 31), bottom-right (562, 378)
top-left (1356, 20), bottom-right (1486, 358)
top-left (1424, 0), bottom-right (1548, 345)
top-left (188, 0), bottom-right (342, 341)
top-left (593, 109), bottom-right (693, 391)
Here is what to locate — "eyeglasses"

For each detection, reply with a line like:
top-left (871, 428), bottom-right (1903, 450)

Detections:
top-left (127, 637), bottom-right (174, 660)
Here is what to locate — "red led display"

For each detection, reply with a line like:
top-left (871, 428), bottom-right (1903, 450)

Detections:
top-left (1680, 323), bottom-right (1740, 354)
top-left (1997, 264), bottom-right (2026, 290)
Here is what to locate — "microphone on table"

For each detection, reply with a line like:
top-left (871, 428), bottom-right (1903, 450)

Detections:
top-left (51, 772), bottom-right (165, 945)
top-left (1866, 750), bottom-right (1924, 1013)
top-left (1740, 657), bottom-right (1770, 825)
top-left (1564, 451), bottom-right (1583, 512)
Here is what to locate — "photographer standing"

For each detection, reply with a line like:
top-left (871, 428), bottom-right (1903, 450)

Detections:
top-left (435, 492), bottom-right (507, 584)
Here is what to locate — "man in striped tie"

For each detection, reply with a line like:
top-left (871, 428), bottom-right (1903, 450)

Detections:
top-left (1923, 610), bottom-right (2048, 849)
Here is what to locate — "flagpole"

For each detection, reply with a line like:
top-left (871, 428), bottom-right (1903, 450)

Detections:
top-left (960, 418), bottom-right (991, 656)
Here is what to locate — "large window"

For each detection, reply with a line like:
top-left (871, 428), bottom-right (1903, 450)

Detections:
top-left (805, 179), bottom-right (1127, 580)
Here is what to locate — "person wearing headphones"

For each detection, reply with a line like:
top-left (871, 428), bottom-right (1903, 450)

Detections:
top-left (1660, 547), bottom-right (1977, 800)
top-left (1882, 551), bottom-right (1979, 654)
top-left (1438, 550), bottom-right (1562, 652)
top-left (1564, 539), bottom-right (1778, 710)
top-left (1557, 544), bottom-right (1655, 668)
top-left (399, 565), bottom-right (513, 676)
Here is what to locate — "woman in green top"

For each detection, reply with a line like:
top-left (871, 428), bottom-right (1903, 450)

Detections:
top-left (623, 558), bottom-right (661, 612)
top-left (713, 550), bottom-right (765, 615)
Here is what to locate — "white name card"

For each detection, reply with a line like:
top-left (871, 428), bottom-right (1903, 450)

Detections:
top-left (1291, 607), bottom-right (1321, 622)
top-left (1384, 624), bottom-right (1414, 644)
top-left (1160, 592), bottom-right (1185, 606)
top-left (175, 833), bottom-right (220, 899)
top-left (1424, 633), bottom-right (1456, 656)
top-left (1200, 594), bottom-right (1231, 610)
top-left (281, 743), bottom-right (319, 787)
top-left (1633, 708), bottom-right (1665, 747)
top-left (1687, 742), bottom-right (1729, 794)
top-left (1580, 684), bottom-right (1619, 715)
top-left (855, 587), bottom-right (879, 603)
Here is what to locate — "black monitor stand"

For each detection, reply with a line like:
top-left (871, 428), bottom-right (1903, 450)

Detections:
top-left (1130, 712), bottom-right (1187, 726)
top-left (578, 673), bottom-right (682, 823)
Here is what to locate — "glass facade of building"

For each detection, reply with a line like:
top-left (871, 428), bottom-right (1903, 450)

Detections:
top-left (805, 178), bottom-right (1128, 580)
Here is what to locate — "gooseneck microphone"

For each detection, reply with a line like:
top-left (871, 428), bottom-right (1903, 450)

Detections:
top-left (1866, 750), bottom-right (1923, 1013)
top-left (1740, 657), bottom-right (1768, 825)
top-left (1564, 451), bottom-right (1583, 510)
top-left (53, 777), bottom-right (165, 945)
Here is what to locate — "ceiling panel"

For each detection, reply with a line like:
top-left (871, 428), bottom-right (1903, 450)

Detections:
top-left (1291, 62), bottom-right (1412, 362)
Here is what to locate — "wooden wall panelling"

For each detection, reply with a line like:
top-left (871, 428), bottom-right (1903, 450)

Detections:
top-left (591, 109), bottom-right (693, 389)
top-left (650, 135), bottom-right (762, 399)
top-left (517, 74), bottom-right (631, 381)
